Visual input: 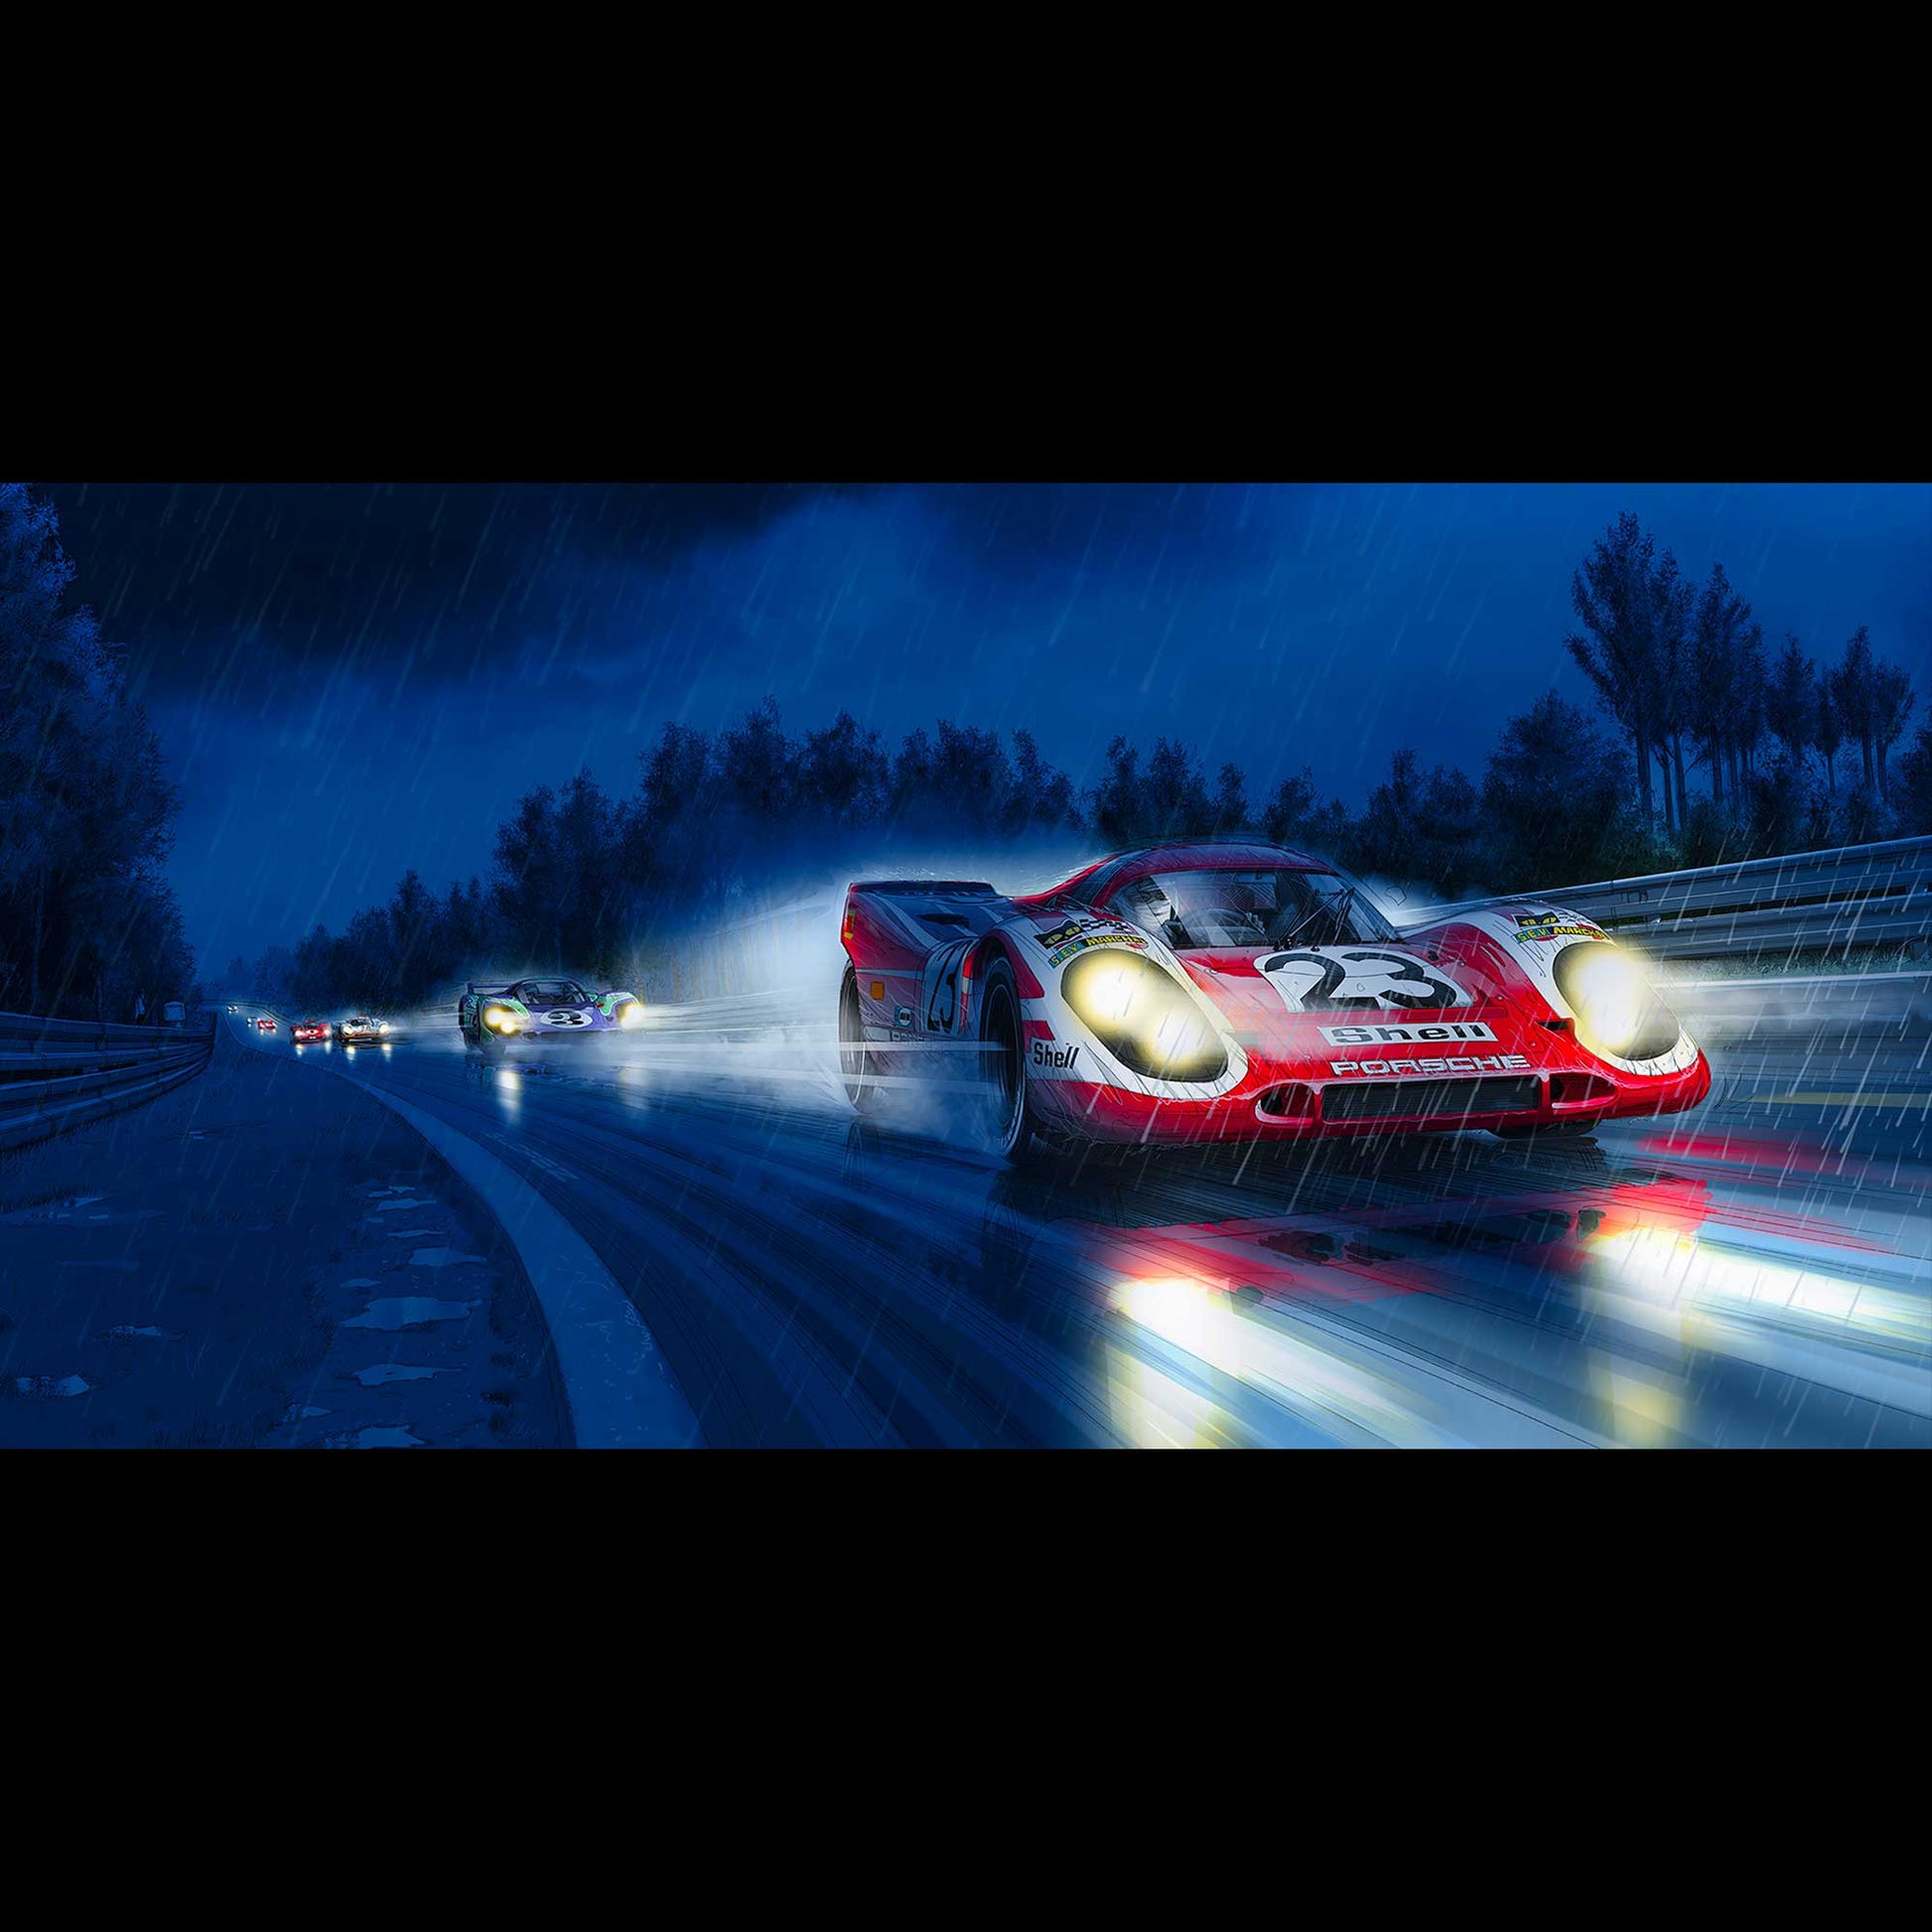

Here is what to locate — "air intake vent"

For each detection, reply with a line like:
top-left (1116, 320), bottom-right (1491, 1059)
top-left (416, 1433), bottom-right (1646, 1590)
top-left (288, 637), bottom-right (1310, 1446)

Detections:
top-left (1321, 1075), bottom-right (1541, 1123)
top-left (1550, 1073), bottom-right (1617, 1106)
top-left (1256, 1083), bottom-right (1315, 1119)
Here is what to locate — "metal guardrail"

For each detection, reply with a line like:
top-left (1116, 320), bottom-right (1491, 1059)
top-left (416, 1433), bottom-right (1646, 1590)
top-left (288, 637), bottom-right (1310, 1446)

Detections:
top-left (1671, 970), bottom-right (1932, 1036)
top-left (0, 1009), bottom-right (217, 1152)
top-left (1405, 835), bottom-right (1932, 960)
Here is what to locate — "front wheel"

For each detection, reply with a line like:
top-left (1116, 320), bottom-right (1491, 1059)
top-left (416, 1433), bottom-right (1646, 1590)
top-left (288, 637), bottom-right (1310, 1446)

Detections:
top-left (838, 965), bottom-right (877, 1113)
top-left (976, 958), bottom-right (1036, 1161)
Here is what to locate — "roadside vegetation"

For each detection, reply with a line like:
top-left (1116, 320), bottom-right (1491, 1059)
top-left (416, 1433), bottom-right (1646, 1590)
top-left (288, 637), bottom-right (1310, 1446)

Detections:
top-left (224, 506), bottom-right (1925, 1012)
top-left (6, 483), bottom-right (1921, 1020)
top-left (0, 484), bottom-right (195, 1020)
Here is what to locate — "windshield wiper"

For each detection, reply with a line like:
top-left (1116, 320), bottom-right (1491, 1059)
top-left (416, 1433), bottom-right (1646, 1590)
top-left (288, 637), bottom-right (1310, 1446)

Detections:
top-left (1275, 885), bottom-right (1358, 950)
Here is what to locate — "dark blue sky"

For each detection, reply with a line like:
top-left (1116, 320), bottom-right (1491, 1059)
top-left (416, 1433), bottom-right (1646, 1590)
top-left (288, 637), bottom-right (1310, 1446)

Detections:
top-left (42, 482), bottom-right (1931, 968)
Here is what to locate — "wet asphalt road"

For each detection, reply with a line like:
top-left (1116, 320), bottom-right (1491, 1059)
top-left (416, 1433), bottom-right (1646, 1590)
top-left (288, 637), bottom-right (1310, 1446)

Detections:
top-left (229, 1007), bottom-right (1931, 1449)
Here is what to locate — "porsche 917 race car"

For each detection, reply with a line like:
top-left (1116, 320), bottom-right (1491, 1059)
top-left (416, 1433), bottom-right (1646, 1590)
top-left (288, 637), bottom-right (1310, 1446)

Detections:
top-left (339, 1015), bottom-right (389, 1044)
top-left (837, 841), bottom-right (1710, 1158)
top-left (458, 978), bottom-right (644, 1051)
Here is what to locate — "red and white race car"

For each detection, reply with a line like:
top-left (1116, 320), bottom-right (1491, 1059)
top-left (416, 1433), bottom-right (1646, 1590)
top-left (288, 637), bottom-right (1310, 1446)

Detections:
top-left (837, 841), bottom-right (1710, 1158)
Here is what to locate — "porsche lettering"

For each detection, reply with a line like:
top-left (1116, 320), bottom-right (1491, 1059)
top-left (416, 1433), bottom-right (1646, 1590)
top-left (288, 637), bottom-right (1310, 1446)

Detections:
top-left (1329, 1053), bottom-right (1532, 1076)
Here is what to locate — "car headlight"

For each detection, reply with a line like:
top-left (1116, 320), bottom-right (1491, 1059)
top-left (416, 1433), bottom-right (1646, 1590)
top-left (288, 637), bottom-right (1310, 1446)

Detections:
top-left (619, 1001), bottom-right (645, 1030)
top-left (1553, 941), bottom-right (1682, 1060)
top-left (1060, 948), bottom-right (1228, 1082)
top-left (378, 1021), bottom-right (390, 1033)
top-left (483, 1006), bottom-right (520, 1033)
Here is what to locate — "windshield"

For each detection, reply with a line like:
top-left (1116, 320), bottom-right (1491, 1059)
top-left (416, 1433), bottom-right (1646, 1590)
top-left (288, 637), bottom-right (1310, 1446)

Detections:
top-left (1112, 869), bottom-right (1401, 951)
top-left (517, 980), bottom-right (590, 1003)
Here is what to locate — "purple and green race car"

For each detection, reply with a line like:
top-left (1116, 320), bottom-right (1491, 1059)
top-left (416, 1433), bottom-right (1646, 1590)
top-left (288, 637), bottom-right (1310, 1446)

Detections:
top-left (458, 978), bottom-right (645, 1052)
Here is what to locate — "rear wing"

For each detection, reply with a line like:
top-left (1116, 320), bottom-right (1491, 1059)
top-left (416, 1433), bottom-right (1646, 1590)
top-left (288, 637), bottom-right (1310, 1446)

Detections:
top-left (842, 880), bottom-right (1018, 971)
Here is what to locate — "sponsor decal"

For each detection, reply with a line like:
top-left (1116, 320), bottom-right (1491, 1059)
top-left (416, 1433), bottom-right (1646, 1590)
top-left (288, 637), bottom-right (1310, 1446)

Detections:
top-left (1035, 919), bottom-right (1085, 950)
top-left (1259, 947), bottom-right (1472, 1012)
top-left (1030, 1039), bottom-right (1081, 1071)
top-left (1046, 932), bottom-right (1147, 967)
top-left (1328, 1053), bottom-right (1531, 1076)
top-left (1319, 1021), bottom-right (1497, 1045)
top-left (1513, 920), bottom-right (1604, 944)
top-left (1035, 911), bottom-right (1134, 948)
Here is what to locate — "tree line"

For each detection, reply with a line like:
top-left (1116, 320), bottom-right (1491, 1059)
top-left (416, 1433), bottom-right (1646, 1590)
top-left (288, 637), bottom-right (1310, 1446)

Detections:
top-left (7, 481), bottom-right (1920, 1024)
top-left (1567, 512), bottom-right (1920, 846)
top-left (224, 568), bottom-right (1928, 1015)
top-left (1, 483), bottom-right (195, 1021)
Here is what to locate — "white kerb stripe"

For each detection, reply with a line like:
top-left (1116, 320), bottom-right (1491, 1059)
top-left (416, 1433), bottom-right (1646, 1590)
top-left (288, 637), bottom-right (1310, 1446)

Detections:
top-left (333, 1077), bottom-right (704, 1449)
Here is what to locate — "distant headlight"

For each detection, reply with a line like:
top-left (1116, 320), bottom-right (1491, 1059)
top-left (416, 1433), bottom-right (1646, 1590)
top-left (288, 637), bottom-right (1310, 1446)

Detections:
top-left (378, 1021), bottom-right (390, 1033)
top-left (1060, 948), bottom-right (1227, 1083)
top-left (483, 1006), bottom-right (519, 1033)
top-left (1554, 941), bottom-right (1681, 1060)
top-left (619, 1001), bottom-right (645, 1030)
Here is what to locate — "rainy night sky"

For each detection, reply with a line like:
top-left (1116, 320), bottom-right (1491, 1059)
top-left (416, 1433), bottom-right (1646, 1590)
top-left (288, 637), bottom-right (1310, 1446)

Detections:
top-left (42, 482), bottom-right (1932, 969)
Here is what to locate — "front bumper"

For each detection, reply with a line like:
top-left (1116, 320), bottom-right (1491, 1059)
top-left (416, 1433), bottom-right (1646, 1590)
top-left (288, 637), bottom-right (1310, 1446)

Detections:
top-left (1028, 1051), bottom-right (1712, 1146)
top-left (488, 1023), bottom-right (617, 1041)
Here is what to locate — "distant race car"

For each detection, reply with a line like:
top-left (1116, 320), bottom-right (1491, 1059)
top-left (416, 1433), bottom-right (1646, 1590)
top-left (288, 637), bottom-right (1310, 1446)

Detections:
top-left (339, 1015), bottom-right (389, 1044)
top-left (254, 1017), bottom-right (277, 1034)
top-left (291, 1020), bottom-right (332, 1044)
top-left (838, 840), bottom-right (1711, 1159)
top-left (458, 979), bottom-right (644, 1052)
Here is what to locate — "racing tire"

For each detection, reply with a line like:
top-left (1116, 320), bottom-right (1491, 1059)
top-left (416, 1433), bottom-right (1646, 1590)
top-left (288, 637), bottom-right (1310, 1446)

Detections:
top-left (838, 965), bottom-right (879, 1113)
top-left (976, 958), bottom-right (1038, 1162)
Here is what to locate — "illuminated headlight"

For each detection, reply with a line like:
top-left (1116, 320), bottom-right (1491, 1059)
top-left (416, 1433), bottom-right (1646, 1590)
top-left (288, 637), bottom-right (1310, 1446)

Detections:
top-left (1554, 942), bottom-right (1681, 1061)
top-left (378, 1021), bottom-right (389, 1033)
top-left (1061, 949), bottom-right (1227, 1082)
top-left (483, 1006), bottom-right (520, 1033)
top-left (619, 1001), bottom-right (645, 1030)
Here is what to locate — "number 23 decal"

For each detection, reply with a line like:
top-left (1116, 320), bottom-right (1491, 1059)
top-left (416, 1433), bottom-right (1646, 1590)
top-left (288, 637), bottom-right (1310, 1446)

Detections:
top-left (1259, 948), bottom-right (1470, 1012)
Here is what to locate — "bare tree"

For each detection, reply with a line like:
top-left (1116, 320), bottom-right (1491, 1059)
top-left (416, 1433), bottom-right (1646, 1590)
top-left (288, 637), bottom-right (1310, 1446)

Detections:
top-left (1831, 625), bottom-right (1879, 790)
top-left (1872, 660), bottom-right (1917, 799)
top-left (1688, 564), bottom-right (1754, 807)
top-left (1763, 632), bottom-right (1814, 768)
top-left (1567, 513), bottom-right (1677, 830)
top-left (1730, 624), bottom-right (1768, 793)
top-left (1814, 675), bottom-right (1844, 795)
